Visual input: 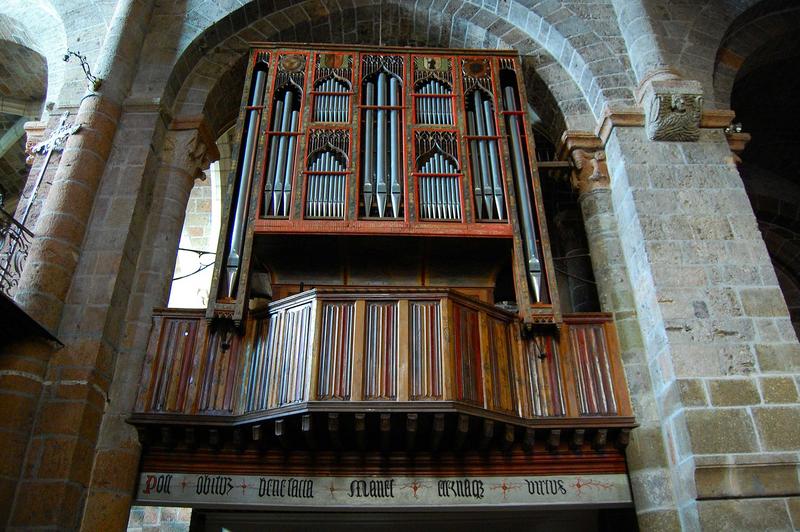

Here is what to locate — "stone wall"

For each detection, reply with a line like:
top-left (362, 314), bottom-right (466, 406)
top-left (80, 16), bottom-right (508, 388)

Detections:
top-left (1, 1), bottom-right (799, 531)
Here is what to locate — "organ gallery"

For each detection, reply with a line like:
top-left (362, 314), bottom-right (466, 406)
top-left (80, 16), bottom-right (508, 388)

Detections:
top-left (129, 44), bottom-right (637, 527)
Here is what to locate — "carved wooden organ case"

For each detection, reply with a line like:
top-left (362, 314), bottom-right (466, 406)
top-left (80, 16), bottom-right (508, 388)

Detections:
top-left (130, 45), bottom-right (635, 458)
top-left (208, 45), bottom-right (559, 325)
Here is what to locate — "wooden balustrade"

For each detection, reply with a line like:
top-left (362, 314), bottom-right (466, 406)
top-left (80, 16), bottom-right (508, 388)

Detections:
top-left (133, 289), bottom-right (632, 428)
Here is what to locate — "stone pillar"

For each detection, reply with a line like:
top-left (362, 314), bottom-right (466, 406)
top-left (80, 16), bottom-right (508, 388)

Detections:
top-left (599, 111), bottom-right (800, 530)
top-left (15, 0), bottom-right (153, 332)
top-left (562, 131), bottom-right (688, 530)
top-left (80, 125), bottom-right (216, 531)
top-left (0, 1), bottom-right (156, 529)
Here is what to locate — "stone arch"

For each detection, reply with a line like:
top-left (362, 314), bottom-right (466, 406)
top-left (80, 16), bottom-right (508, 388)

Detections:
top-left (0, 2), bottom-right (68, 112)
top-left (713, 0), bottom-right (800, 108)
top-left (158, 0), bottom-right (635, 139)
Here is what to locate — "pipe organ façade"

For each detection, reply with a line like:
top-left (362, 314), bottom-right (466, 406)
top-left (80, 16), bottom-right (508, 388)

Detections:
top-left (131, 45), bottom-right (636, 510)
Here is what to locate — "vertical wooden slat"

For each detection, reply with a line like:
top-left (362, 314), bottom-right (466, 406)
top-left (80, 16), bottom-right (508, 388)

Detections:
top-left (439, 297), bottom-right (454, 401)
top-left (559, 324), bottom-right (579, 417)
top-left (350, 299), bottom-right (366, 401)
top-left (409, 300), bottom-right (441, 399)
top-left (306, 299), bottom-right (322, 401)
top-left (478, 311), bottom-right (493, 411)
top-left (509, 322), bottom-right (530, 418)
top-left (397, 299), bottom-right (409, 401)
top-left (317, 301), bottom-right (354, 400)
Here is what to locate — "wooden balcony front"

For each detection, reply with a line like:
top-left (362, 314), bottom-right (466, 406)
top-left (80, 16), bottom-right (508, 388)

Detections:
top-left (132, 289), bottom-right (634, 451)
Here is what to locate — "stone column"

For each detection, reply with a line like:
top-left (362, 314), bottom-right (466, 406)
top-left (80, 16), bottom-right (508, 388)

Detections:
top-left (562, 131), bottom-right (689, 530)
top-left (0, 1), bottom-right (155, 529)
top-left (80, 125), bottom-right (217, 531)
top-left (15, 0), bottom-right (153, 332)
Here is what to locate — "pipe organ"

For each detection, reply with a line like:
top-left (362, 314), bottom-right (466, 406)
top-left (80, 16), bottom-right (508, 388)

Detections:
top-left (210, 45), bottom-right (561, 325)
top-left (131, 45), bottom-right (635, 488)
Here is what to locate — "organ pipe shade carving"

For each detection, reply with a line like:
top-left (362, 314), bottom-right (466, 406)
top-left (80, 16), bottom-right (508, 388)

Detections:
top-left (313, 51), bottom-right (352, 124)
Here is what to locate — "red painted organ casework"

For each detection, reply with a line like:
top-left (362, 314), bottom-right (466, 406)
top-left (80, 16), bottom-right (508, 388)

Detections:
top-left (131, 44), bottom-right (635, 461)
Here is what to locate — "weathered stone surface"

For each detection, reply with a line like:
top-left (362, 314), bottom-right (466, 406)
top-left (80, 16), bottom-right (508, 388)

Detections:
top-left (708, 379), bottom-right (760, 406)
top-left (752, 407), bottom-right (800, 450)
top-left (695, 462), bottom-right (800, 498)
top-left (740, 287), bottom-right (790, 317)
top-left (635, 508), bottom-right (682, 531)
top-left (677, 378), bottom-right (707, 406)
top-left (697, 498), bottom-right (794, 532)
top-left (756, 343), bottom-right (800, 372)
top-left (760, 377), bottom-right (799, 404)
top-left (685, 408), bottom-right (758, 454)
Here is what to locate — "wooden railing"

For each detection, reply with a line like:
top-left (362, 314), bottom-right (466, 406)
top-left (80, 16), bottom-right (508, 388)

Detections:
top-left (134, 289), bottom-right (632, 426)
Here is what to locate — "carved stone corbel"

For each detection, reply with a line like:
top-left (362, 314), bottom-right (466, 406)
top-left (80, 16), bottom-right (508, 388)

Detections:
top-left (570, 148), bottom-right (610, 195)
top-left (558, 131), bottom-right (610, 196)
top-left (636, 69), bottom-right (703, 142)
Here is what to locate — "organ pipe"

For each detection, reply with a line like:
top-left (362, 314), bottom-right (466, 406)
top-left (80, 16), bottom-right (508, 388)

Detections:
top-left (272, 90), bottom-right (295, 216)
top-left (306, 151), bottom-right (346, 218)
top-left (419, 152), bottom-right (460, 221)
top-left (376, 73), bottom-right (387, 217)
top-left (389, 76), bottom-right (401, 217)
top-left (362, 71), bottom-right (403, 218)
top-left (225, 68), bottom-right (266, 299)
top-left (363, 82), bottom-right (375, 212)
top-left (503, 84), bottom-right (542, 302)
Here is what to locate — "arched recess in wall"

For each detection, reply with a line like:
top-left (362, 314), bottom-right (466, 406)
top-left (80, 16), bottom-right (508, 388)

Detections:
top-left (0, 7), bottom-right (67, 215)
top-left (715, 0), bottom-right (800, 333)
top-left (160, 1), bottom-right (611, 311)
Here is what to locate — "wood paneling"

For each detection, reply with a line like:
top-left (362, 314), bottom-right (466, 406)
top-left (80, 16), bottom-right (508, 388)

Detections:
top-left (134, 293), bottom-right (633, 431)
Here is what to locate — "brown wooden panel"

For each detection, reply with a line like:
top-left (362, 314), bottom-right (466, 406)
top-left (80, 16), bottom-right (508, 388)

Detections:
top-left (316, 301), bottom-right (355, 400)
top-left (524, 335), bottom-right (566, 417)
top-left (487, 316), bottom-right (515, 414)
top-left (363, 301), bottom-right (398, 400)
top-left (452, 303), bottom-right (482, 405)
top-left (567, 322), bottom-right (618, 416)
top-left (409, 300), bottom-right (442, 399)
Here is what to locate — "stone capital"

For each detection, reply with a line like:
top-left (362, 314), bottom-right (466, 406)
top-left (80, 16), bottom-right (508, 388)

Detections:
top-left (558, 131), bottom-right (610, 196)
top-left (23, 121), bottom-right (47, 165)
top-left (163, 117), bottom-right (221, 181)
top-left (636, 69), bottom-right (703, 142)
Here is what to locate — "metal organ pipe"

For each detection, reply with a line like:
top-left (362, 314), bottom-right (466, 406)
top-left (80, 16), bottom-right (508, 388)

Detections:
top-left (225, 68), bottom-right (266, 299)
top-left (389, 76), bottom-right (401, 218)
top-left (263, 100), bottom-right (283, 215)
top-left (482, 100), bottom-right (505, 220)
top-left (471, 92), bottom-right (494, 219)
top-left (503, 84), bottom-right (542, 302)
top-left (376, 73), bottom-right (387, 217)
top-left (272, 90), bottom-right (295, 216)
top-left (363, 82), bottom-right (375, 212)
top-left (282, 110), bottom-right (299, 216)
top-left (306, 150), bottom-right (346, 218)
top-left (420, 153), bottom-right (460, 221)
top-left (363, 72), bottom-right (402, 218)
